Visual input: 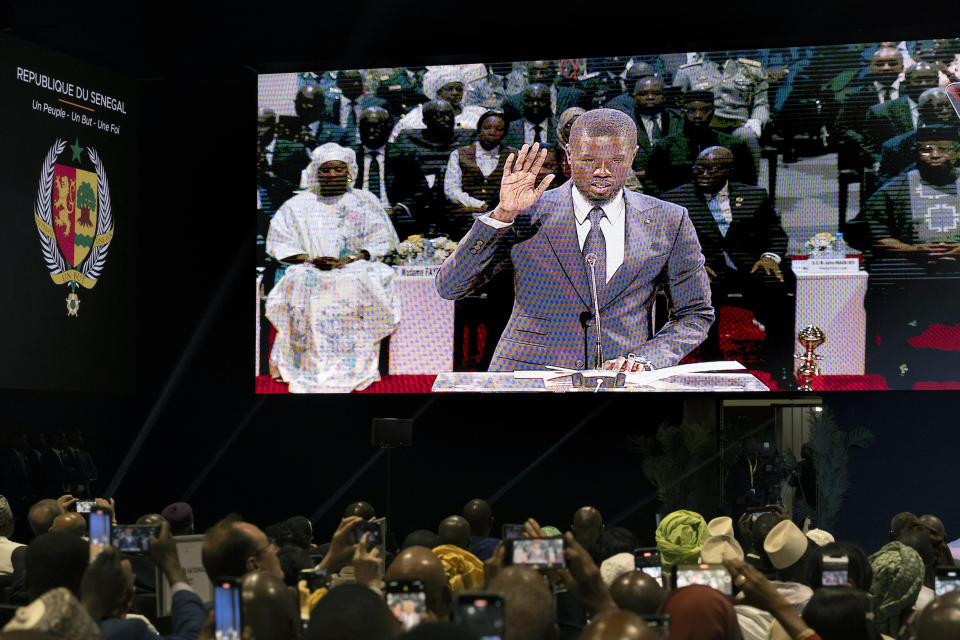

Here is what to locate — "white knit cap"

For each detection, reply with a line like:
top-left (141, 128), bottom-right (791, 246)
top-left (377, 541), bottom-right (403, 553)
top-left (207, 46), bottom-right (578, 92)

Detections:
top-left (600, 552), bottom-right (636, 586)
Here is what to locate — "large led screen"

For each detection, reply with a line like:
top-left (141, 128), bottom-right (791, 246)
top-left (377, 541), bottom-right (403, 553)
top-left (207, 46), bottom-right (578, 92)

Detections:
top-left (256, 39), bottom-right (960, 393)
top-left (0, 33), bottom-right (138, 391)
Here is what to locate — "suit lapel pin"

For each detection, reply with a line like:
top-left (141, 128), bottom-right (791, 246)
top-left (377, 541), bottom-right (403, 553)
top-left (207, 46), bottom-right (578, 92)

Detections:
top-left (644, 218), bottom-right (653, 223)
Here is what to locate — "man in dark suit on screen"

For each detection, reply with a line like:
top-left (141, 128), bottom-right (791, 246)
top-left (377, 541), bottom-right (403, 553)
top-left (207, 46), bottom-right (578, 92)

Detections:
top-left (662, 146), bottom-right (794, 383)
top-left (354, 106), bottom-right (433, 238)
top-left (436, 108), bottom-right (714, 372)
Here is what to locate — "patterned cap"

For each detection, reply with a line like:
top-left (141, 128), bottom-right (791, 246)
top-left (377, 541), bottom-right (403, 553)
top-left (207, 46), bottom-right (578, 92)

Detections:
top-left (1, 587), bottom-right (100, 639)
top-left (0, 495), bottom-right (13, 529)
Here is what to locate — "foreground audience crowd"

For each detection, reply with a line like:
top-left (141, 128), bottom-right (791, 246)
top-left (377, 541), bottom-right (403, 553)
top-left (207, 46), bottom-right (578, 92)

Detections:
top-left (0, 489), bottom-right (958, 640)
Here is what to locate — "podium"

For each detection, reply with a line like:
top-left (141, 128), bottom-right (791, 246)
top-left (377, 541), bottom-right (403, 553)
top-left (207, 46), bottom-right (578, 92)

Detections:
top-left (431, 368), bottom-right (770, 392)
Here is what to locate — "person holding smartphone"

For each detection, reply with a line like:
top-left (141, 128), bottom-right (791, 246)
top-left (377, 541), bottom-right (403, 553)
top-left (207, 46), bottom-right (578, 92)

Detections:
top-left (81, 521), bottom-right (207, 640)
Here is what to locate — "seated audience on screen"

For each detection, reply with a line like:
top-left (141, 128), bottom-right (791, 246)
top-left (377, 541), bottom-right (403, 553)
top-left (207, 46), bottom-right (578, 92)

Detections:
top-left (854, 125), bottom-right (960, 388)
top-left (878, 88), bottom-right (959, 187)
top-left (501, 60), bottom-right (588, 123)
top-left (391, 66), bottom-right (486, 142)
top-left (374, 66), bottom-right (429, 120)
top-left (442, 110), bottom-right (516, 239)
top-left (330, 70), bottom-right (389, 147)
top-left (464, 61), bottom-right (526, 111)
top-left (864, 62), bottom-right (941, 163)
top-left (835, 46), bottom-right (906, 163)
top-left (393, 100), bottom-right (476, 228)
top-left (354, 106), bottom-right (432, 239)
top-left (502, 84), bottom-right (559, 150)
top-left (276, 84), bottom-right (352, 151)
top-left (662, 146), bottom-right (794, 382)
top-left (579, 57), bottom-right (632, 111)
top-left (673, 50), bottom-right (770, 173)
top-left (259, 108), bottom-right (310, 213)
top-left (607, 76), bottom-right (683, 183)
top-left (645, 91), bottom-right (755, 195)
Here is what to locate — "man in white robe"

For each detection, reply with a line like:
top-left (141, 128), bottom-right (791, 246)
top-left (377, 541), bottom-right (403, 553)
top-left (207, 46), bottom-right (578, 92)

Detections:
top-left (265, 143), bottom-right (400, 392)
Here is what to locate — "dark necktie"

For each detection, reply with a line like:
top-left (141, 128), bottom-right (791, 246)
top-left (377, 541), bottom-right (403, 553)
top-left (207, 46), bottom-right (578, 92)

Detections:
top-left (368, 151), bottom-right (381, 198)
top-left (582, 207), bottom-right (607, 288)
top-left (651, 116), bottom-right (662, 142)
top-left (532, 124), bottom-right (543, 145)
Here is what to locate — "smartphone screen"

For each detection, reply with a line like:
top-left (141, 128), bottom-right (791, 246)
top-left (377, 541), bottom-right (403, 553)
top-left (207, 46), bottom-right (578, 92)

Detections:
top-left (354, 520), bottom-right (384, 546)
top-left (501, 524), bottom-right (525, 541)
top-left (88, 510), bottom-right (111, 560)
top-left (75, 500), bottom-right (96, 514)
top-left (215, 580), bottom-right (242, 640)
top-left (455, 594), bottom-right (506, 640)
top-left (634, 548), bottom-right (663, 586)
top-left (822, 555), bottom-right (849, 586)
top-left (386, 580), bottom-right (426, 631)
top-left (935, 567), bottom-right (960, 596)
top-left (111, 525), bottom-right (159, 554)
top-left (508, 538), bottom-right (565, 569)
top-left (641, 614), bottom-right (671, 640)
top-left (675, 564), bottom-right (733, 595)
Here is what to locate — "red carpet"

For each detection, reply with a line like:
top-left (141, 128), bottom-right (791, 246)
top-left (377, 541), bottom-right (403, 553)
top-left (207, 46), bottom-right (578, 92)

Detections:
top-left (907, 324), bottom-right (960, 351)
top-left (255, 375), bottom-right (437, 394)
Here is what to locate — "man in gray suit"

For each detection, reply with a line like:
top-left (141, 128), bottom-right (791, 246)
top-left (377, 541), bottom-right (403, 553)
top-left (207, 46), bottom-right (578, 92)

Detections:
top-left (436, 108), bottom-right (713, 372)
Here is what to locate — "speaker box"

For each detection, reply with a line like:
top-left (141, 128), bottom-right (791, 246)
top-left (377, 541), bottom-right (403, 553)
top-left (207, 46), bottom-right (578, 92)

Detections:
top-left (371, 418), bottom-right (413, 447)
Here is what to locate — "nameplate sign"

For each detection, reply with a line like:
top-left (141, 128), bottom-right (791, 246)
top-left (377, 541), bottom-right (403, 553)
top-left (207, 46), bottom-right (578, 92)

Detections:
top-left (395, 264), bottom-right (441, 278)
top-left (791, 258), bottom-right (860, 275)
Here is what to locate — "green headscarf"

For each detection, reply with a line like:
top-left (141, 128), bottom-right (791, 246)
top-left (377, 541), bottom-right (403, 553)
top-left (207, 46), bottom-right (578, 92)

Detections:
top-left (868, 541), bottom-right (925, 636)
top-left (655, 510), bottom-right (708, 570)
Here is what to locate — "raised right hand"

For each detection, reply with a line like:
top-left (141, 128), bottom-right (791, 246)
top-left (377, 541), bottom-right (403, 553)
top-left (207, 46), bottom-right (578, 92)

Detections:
top-left (492, 143), bottom-right (555, 223)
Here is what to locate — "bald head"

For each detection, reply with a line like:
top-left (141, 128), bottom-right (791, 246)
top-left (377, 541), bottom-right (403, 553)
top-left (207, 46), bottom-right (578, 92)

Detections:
top-left (462, 499), bottom-right (494, 538)
top-left (609, 571), bottom-right (666, 616)
top-left (919, 89), bottom-right (956, 125)
top-left (242, 571), bottom-right (300, 640)
top-left (488, 566), bottom-right (557, 640)
top-left (344, 501), bottom-right (375, 521)
top-left (387, 546), bottom-right (452, 619)
top-left (294, 84), bottom-right (324, 122)
top-left (438, 516), bottom-right (471, 549)
top-left (137, 513), bottom-right (168, 526)
top-left (870, 47), bottom-right (904, 85)
top-left (50, 513), bottom-right (87, 537)
top-left (916, 591), bottom-right (960, 640)
top-left (903, 62), bottom-right (941, 102)
top-left (28, 499), bottom-right (64, 536)
top-left (581, 609), bottom-right (659, 640)
top-left (572, 507), bottom-right (604, 545)
top-left (694, 146), bottom-right (735, 195)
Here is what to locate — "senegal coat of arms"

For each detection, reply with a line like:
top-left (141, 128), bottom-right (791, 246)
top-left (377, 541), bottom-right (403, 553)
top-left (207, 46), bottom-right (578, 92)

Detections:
top-left (33, 138), bottom-right (114, 316)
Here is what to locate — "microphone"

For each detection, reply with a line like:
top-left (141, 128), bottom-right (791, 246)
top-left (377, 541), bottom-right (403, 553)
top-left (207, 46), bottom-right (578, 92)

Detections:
top-left (585, 253), bottom-right (603, 369)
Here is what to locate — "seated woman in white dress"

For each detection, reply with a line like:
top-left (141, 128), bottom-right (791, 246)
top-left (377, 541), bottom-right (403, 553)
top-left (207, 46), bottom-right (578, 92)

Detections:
top-left (265, 143), bottom-right (400, 392)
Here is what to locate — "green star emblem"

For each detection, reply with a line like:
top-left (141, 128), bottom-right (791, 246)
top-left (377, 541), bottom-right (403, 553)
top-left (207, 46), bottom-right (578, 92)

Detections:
top-left (69, 138), bottom-right (84, 162)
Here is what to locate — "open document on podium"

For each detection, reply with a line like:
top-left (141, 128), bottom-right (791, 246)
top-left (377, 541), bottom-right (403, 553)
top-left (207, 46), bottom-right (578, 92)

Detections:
top-left (432, 361), bottom-right (770, 392)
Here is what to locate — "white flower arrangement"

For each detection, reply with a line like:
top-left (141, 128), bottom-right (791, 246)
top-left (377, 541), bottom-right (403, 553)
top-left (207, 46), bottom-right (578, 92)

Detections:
top-left (385, 235), bottom-right (458, 266)
top-left (804, 232), bottom-right (837, 254)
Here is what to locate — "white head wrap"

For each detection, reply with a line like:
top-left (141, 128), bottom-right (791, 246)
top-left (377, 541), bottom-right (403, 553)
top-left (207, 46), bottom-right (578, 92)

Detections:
top-left (301, 143), bottom-right (358, 191)
top-left (423, 65), bottom-right (466, 101)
